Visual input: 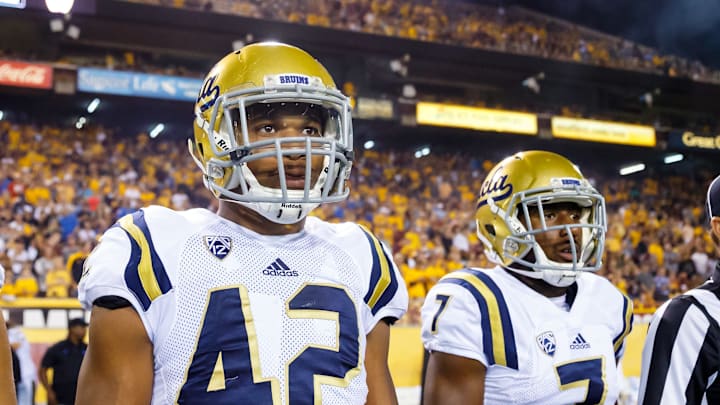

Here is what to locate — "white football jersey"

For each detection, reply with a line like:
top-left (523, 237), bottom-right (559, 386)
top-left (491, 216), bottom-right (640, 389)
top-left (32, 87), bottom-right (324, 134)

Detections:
top-left (79, 205), bottom-right (408, 405)
top-left (421, 267), bottom-right (632, 405)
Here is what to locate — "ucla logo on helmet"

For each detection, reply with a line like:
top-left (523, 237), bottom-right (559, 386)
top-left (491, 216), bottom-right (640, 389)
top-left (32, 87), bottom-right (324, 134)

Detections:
top-left (204, 235), bottom-right (232, 259)
top-left (477, 170), bottom-right (513, 209)
top-left (536, 331), bottom-right (556, 356)
top-left (197, 75), bottom-right (220, 113)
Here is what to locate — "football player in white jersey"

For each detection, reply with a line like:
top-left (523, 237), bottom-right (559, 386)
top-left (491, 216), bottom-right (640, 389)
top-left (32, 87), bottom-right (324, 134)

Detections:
top-left (0, 265), bottom-right (18, 404)
top-left (421, 151), bottom-right (633, 405)
top-left (76, 42), bottom-right (407, 405)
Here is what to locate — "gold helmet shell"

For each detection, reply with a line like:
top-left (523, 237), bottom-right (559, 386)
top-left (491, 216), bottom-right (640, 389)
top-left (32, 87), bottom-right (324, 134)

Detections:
top-left (190, 42), bottom-right (353, 224)
top-left (475, 150), bottom-right (606, 286)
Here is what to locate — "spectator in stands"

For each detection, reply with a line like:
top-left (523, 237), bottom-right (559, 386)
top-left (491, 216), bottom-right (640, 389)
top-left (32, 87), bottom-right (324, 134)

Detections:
top-left (39, 318), bottom-right (88, 405)
top-left (45, 257), bottom-right (71, 298)
top-left (1, 267), bottom-right (16, 301)
top-left (13, 264), bottom-right (38, 298)
top-left (0, 264), bottom-right (18, 404)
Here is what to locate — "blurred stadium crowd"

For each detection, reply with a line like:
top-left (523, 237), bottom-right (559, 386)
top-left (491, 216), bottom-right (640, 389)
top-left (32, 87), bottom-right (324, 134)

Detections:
top-left (1, 120), bottom-right (716, 326)
top-left (126, 0), bottom-right (720, 84)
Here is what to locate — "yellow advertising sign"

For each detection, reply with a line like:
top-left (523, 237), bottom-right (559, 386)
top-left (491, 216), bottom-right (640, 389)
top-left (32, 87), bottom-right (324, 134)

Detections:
top-left (551, 117), bottom-right (656, 147)
top-left (681, 131), bottom-right (720, 150)
top-left (416, 102), bottom-right (537, 135)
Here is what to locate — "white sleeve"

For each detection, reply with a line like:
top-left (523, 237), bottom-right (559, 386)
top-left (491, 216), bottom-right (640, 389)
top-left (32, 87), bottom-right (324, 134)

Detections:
top-left (78, 221), bottom-right (160, 341)
top-left (611, 289), bottom-right (633, 361)
top-left (421, 282), bottom-right (488, 366)
top-left (355, 225), bottom-right (408, 334)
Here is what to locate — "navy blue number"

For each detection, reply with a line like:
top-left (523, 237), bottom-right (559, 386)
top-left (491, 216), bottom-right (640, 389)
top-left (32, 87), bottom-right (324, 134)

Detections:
top-left (288, 285), bottom-right (359, 404)
top-left (178, 284), bottom-right (359, 404)
top-left (555, 357), bottom-right (607, 405)
top-left (430, 294), bottom-right (451, 333)
top-left (177, 287), bottom-right (276, 404)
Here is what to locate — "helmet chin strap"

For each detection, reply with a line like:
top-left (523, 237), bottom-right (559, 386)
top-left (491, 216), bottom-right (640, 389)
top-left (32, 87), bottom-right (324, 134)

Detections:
top-left (211, 158), bottom-right (328, 225)
top-left (503, 246), bottom-right (583, 288)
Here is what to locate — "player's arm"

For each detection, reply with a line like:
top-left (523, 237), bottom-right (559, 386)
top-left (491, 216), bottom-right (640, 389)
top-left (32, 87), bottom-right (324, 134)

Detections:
top-left (364, 320), bottom-right (398, 405)
top-left (421, 273), bottom-right (501, 405)
top-left (75, 305), bottom-right (154, 405)
top-left (424, 351), bottom-right (485, 405)
top-left (639, 295), bottom-right (719, 405)
top-left (0, 311), bottom-right (17, 405)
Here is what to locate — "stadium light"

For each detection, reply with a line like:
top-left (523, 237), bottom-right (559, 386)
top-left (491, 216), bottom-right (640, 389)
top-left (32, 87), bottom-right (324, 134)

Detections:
top-left (150, 123), bottom-right (165, 138)
top-left (87, 98), bottom-right (100, 114)
top-left (45, 0), bottom-right (74, 14)
top-left (0, 110), bottom-right (4, 120)
top-left (363, 140), bottom-right (375, 150)
top-left (66, 24), bottom-right (80, 40)
top-left (619, 163), bottom-right (645, 176)
top-left (664, 153), bottom-right (684, 164)
top-left (414, 146), bottom-right (430, 158)
top-left (75, 116), bottom-right (86, 129)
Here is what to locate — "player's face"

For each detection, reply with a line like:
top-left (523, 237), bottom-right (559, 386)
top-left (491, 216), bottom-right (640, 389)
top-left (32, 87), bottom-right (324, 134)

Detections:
top-left (241, 103), bottom-right (325, 189)
top-left (528, 202), bottom-right (583, 263)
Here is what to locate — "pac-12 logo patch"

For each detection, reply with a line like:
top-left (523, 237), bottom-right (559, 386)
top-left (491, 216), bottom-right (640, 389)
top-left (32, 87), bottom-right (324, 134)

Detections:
top-left (204, 235), bottom-right (232, 259)
top-left (536, 331), bottom-right (556, 356)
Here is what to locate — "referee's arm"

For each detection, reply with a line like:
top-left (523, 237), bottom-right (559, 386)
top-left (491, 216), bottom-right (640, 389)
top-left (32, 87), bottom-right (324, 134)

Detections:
top-left (638, 294), bottom-right (720, 405)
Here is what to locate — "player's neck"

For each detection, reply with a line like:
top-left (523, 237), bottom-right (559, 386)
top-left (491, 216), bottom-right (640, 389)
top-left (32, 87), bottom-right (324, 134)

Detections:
top-left (505, 269), bottom-right (570, 298)
top-left (217, 201), bottom-right (306, 235)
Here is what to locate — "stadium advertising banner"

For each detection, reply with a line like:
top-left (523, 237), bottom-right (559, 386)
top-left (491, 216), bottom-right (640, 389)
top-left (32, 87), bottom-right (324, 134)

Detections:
top-left (0, 60), bottom-right (53, 89)
top-left (668, 130), bottom-right (720, 151)
top-left (0, 0), bottom-right (24, 8)
top-left (551, 117), bottom-right (656, 147)
top-left (416, 102), bottom-right (538, 135)
top-left (355, 97), bottom-right (394, 120)
top-left (77, 68), bottom-right (203, 101)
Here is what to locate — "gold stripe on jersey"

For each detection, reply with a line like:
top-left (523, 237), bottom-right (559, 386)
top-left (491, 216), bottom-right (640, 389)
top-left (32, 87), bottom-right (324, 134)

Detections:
top-left (444, 272), bottom-right (508, 367)
top-left (118, 214), bottom-right (163, 302)
top-left (614, 294), bottom-right (633, 353)
top-left (359, 225), bottom-right (392, 309)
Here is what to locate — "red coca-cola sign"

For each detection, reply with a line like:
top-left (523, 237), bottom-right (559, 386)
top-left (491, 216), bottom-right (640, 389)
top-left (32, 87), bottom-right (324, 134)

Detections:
top-left (0, 60), bottom-right (53, 89)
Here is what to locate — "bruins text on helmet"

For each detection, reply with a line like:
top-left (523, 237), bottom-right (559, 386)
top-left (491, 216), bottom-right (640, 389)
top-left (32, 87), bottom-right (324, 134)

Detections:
top-left (190, 42), bottom-right (354, 224)
top-left (475, 150), bottom-right (607, 287)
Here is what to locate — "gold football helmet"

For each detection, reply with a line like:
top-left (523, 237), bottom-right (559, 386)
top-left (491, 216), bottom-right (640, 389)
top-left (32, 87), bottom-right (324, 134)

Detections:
top-left (475, 150), bottom-right (606, 287)
top-left (190, 42), bottom-right (353, 224)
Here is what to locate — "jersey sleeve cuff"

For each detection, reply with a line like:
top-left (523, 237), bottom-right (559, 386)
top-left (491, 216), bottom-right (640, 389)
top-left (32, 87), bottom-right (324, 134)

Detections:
top-left (81, 285), bottom-right (155, 341)
top-left (365, 306), bottom-right (406, 333)
top-left (424, 339), bottom-right (489, 367)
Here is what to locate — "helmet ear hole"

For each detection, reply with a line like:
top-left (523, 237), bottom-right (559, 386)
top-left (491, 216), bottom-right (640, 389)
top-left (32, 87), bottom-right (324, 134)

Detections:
top-left (484, 224), bottom-right (496, 236)
top-left (196, 142), bottom-right (204, 157)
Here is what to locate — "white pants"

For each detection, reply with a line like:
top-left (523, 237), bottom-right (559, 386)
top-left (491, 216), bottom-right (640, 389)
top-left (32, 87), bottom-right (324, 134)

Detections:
top-left (16, 380), bottom-right (34, 405)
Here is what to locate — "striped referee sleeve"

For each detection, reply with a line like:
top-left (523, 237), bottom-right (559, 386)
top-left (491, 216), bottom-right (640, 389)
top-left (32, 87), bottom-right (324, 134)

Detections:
top-left (639, 289), bottom-right (720, 405)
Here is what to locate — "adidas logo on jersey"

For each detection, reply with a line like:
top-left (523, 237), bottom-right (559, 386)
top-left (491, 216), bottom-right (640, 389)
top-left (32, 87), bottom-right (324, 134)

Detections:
top-left (262, 258), bottom-right (298, 277)
top-left (570, 333), bottom-right (591, 350)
